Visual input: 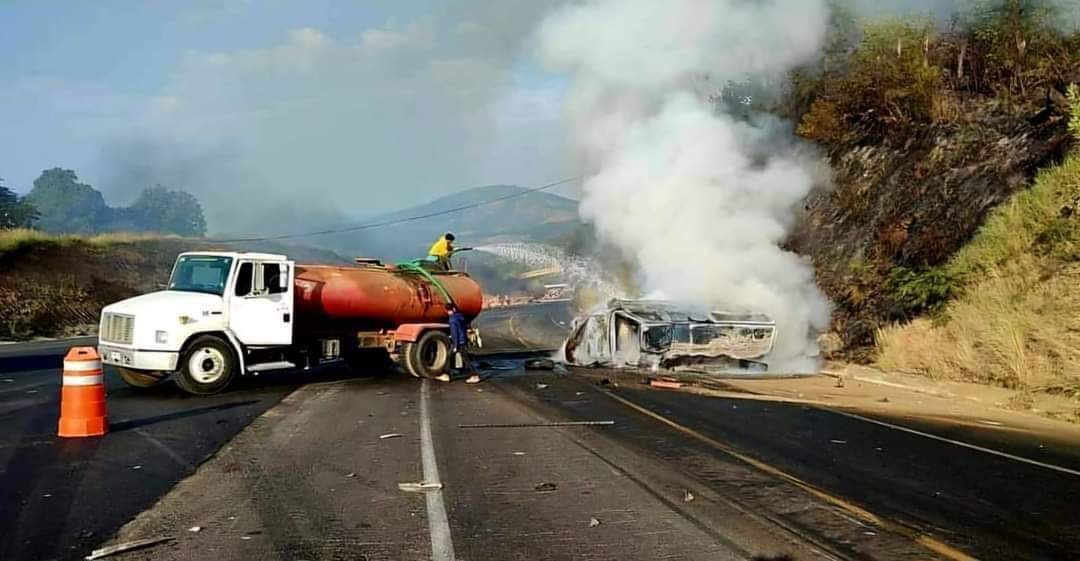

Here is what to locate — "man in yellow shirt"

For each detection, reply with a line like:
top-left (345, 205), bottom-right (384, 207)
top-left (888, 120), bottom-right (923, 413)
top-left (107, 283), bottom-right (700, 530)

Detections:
top-left (428, 232), bottom-right (455, 270)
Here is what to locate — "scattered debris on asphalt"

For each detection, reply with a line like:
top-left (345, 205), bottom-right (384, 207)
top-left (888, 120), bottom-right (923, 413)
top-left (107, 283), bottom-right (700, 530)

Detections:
top-left (835, 377), bottom-right (845, 388)
top-left (576, 392), bottom-right (586, 396)
top-left (534, 482), bottom-right (558, 492)
top-left (682, 490), bottom-right (695, 503)
top-left (346, 472), bottom-right (356, 478)
top-left (650, 379), bottom-right (684, 390)
top-left (878, 397), bottom-right (890, 403)
top-left (379, 433), bottom-right (403, 440)
top-left (525, 358), bottom-right (556, 370)
top-left (589, 517), bottom-right (601, 527)
top-left (85, 536), bottom-right (175, 560)
top-left (398, 482), bottom-right (444, 493)
top-left (131, 465), bottom-right (142, 470)
top-left (830, 440), bottom-right (847, 444)
top-left (459, 421), bottom-right (614, 429)
top-left (513, 452), bottom-right (526, 456)
top-left (536, 383), bottom-right (549, 390)
top-left (188, 526), bottom-right (202, 533)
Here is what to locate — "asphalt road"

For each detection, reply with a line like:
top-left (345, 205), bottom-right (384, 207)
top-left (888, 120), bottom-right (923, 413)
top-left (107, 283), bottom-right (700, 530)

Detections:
top-left (4, 304), bottom-right (1080, 561)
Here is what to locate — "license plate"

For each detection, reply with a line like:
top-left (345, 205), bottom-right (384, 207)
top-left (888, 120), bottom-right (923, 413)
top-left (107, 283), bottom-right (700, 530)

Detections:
top-left (110, 351), bottom-right (122, 364)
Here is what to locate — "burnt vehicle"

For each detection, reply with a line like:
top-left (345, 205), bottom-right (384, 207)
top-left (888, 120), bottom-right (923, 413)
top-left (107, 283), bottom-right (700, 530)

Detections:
top-left (562, 299), bottom-right (776, 373)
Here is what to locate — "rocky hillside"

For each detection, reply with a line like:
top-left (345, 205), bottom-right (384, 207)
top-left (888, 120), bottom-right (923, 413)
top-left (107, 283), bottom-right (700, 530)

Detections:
top-left (786, 8), bottom-right (1079, 357)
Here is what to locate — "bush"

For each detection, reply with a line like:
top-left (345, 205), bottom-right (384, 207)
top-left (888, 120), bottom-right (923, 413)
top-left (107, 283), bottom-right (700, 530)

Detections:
top-left (886, 266), bottom-right (958, 316)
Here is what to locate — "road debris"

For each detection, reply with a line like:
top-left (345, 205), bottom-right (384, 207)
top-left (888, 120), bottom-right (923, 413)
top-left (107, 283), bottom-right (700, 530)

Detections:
top-left (85, 536), bottom-right (175, 560)
top-left (188, 526), bottom-right (202, 533)
top-left (525, 358), bottom-right (556, 370)
top-left (830, 440), bottom-right (847, 444)
top-left (682, 490), bottom-right (695, 503)
top-left (534, 482), bottom-right (558, 492)
top-left (589, 517), bottom-right (601, 527)
top-left (878, 397), bottom-right (890, 403)
top-left (459, 421), bottom-right (614, 429)
top-left (513, 452), bottom-right (526, 456)
top-left (536, 383), bottom-right (549, 390)
top-left (398, 482), bottom-right (444, 493)
top-left (835, 377), bottom-right (845, 388)
top-left (379, 433), bottom-right (403, 440)
top-left (131, 465), bottom-right (142, 470)
top-left (346, 472), bottom-right (356, 478)
top-left (650, 379), bottom-right (684, 390)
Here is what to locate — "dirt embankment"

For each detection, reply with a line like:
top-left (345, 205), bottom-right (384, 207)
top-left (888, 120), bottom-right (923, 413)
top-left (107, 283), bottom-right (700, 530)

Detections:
top-left (0, 235), bottom-right (348, 341)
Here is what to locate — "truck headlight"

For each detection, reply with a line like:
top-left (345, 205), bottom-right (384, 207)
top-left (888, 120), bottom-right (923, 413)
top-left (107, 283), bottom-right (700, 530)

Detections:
top-left (155, 330), bottom-right (169, 344)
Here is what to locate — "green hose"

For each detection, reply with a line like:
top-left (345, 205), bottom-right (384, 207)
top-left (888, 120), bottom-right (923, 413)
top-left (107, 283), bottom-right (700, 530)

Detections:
top-left (395, 259), bottom-right (455, 307)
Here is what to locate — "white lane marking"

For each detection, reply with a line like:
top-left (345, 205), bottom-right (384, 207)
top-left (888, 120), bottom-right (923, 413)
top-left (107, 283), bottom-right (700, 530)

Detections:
top-left (420, 379), bottom-right (456, 561)
top-left (829, 408), bottom-right (1080, 478)
top-left (62, 374), bottom-right (104, 386)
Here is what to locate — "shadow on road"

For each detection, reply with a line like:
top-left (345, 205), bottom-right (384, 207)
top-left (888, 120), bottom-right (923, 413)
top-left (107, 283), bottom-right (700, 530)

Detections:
top-left (110, 400), bottom-right (259, 432)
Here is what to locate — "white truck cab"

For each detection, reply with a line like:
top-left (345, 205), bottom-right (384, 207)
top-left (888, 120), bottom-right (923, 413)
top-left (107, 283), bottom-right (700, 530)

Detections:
top-left (98, 252), bottom-right (295, 394)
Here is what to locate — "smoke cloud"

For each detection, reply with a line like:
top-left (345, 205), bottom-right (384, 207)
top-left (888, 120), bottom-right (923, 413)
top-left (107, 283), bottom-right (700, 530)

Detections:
top-left (89, 1), bottom-right (570, 236)
top-left (537, 0), bottom-right (833, 371)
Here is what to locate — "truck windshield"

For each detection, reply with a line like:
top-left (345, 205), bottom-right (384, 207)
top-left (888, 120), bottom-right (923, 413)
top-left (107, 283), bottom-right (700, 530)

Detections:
top-left (169, 256), bottom-right (234, 296)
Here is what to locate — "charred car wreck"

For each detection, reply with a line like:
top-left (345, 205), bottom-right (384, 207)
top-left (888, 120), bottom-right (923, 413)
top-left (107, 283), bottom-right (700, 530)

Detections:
top-left (563, 299), bottom-right (777, 373)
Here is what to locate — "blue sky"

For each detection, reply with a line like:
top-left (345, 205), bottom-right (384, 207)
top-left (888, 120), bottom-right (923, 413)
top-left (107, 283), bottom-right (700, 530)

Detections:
top-left (0, 0), bottom-right (571, 233)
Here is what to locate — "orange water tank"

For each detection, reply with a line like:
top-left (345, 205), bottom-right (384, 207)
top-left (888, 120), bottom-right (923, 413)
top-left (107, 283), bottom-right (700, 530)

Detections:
top-left (292, 264), bottom-right (482, 334)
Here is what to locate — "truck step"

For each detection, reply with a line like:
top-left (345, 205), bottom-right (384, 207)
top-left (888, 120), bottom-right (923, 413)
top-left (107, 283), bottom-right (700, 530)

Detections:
top-left (247, 361), bottom-right (296, 373)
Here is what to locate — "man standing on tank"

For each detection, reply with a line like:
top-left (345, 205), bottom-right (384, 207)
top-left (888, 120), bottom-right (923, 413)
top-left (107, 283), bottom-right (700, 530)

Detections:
top-left (435, 303), bottom-right (481, 384)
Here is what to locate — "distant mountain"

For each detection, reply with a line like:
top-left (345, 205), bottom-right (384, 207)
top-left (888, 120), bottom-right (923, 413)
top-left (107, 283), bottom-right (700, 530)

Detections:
top-left (329, 185), bottom-right (582, 260)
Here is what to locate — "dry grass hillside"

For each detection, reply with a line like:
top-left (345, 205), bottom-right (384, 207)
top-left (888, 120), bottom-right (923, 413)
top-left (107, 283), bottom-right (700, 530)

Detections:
top-left (0, 230), bottom-right (347, 341)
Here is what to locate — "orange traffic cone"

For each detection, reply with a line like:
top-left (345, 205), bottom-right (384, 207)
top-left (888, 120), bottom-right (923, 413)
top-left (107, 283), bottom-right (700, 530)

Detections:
top-left (58, 347), bottom-right (108, 438)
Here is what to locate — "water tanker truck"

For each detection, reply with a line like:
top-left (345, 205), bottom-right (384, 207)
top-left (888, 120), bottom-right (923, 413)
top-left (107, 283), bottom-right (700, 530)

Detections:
top-left (97, 252), bottom-right (482, 395)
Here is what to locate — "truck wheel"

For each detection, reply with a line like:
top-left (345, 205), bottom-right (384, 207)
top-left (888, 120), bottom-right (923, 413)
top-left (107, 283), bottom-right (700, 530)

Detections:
top-left (402, 330), bottom-right (451, 378)
top-left (174, 335), bottom-right (237, 395)
top-left (117, 368), bottom-right (168, 388)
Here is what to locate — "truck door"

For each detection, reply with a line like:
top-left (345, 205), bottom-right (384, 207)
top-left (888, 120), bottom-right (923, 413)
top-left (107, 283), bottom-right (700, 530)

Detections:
top-left (229, 260), bottom-right (295, 346)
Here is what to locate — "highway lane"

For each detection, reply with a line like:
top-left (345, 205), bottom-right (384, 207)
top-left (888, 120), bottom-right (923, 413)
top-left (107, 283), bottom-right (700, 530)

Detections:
top-left (0, 340), bottom-right (326, 561)
top-left (6, 303), bottom-right (1080, 560)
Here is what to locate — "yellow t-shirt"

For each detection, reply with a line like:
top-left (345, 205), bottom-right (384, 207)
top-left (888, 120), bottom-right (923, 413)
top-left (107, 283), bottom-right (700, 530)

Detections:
top-left (428, 238), bottom-right (451, 259)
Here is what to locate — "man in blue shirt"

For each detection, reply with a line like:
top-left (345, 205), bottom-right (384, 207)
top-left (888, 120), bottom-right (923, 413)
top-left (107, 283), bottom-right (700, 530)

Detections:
top-left (436, 303), bottom-right (480, 384)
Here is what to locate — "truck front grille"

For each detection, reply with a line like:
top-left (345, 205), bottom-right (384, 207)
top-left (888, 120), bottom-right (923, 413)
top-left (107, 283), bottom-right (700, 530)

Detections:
top-left (101, 313), bottom-right (135, 344)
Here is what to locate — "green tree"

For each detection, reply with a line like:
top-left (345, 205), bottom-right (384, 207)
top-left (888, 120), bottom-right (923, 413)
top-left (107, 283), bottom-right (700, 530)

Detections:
top-left (124, 185), bottom-right (207, 237)
top-left (0, 179), bottom-right (40, 229)
top-left (24, 168), bottom-right (108, 233)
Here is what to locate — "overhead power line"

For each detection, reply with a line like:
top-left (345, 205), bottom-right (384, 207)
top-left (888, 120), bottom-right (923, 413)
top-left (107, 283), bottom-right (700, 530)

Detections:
top-left (209, 176), bottom-right (582, 244)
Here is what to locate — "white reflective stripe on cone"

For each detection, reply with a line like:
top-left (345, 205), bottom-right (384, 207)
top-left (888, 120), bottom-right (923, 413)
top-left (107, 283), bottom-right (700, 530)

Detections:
top-left (63, 375), bottom-right (104, 386)
top-left (63, 360), bottom-right (102, 372)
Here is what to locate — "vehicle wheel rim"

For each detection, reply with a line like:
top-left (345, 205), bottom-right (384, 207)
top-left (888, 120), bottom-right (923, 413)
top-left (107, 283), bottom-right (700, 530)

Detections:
top-left (189, 347), bottom-right (226, 384)
top-left (421, 340), bottom-right (447, 371)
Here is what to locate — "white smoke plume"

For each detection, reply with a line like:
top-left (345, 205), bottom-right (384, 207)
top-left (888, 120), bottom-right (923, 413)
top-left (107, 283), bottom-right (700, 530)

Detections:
top-left (537, 0), bottom-right (833, 371)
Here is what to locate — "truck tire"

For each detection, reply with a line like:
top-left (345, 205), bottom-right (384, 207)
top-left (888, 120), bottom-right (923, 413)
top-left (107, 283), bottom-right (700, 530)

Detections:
top-left (402, 330), bottom-right (451, 378)
top-left (117, 368), bottom-right (168, 388)
top-left (174, 335), bottom-right (237, 395)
